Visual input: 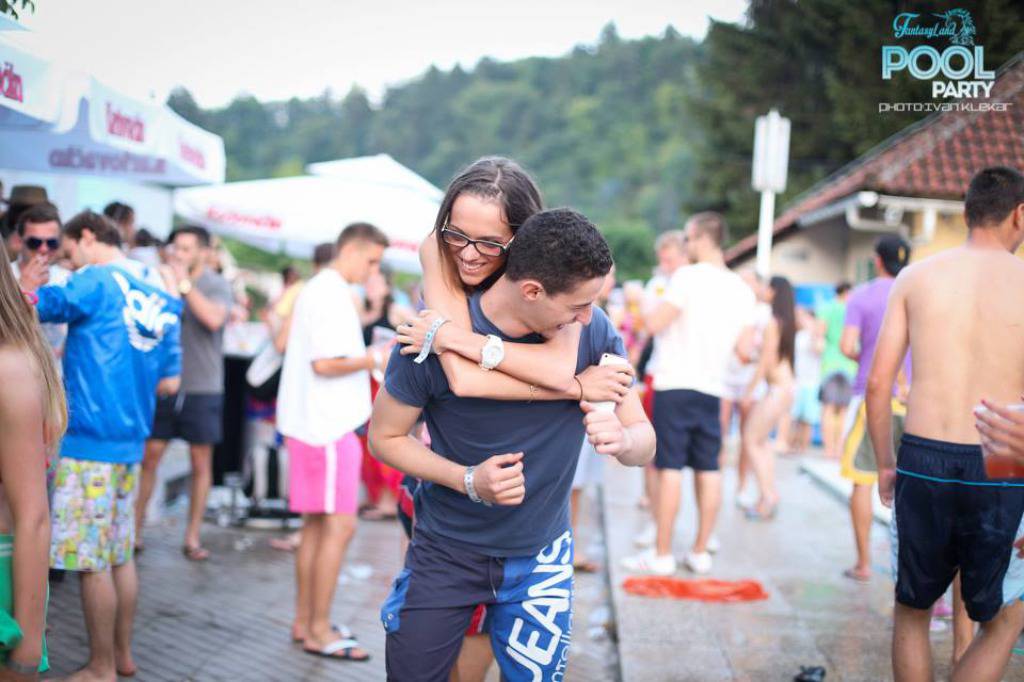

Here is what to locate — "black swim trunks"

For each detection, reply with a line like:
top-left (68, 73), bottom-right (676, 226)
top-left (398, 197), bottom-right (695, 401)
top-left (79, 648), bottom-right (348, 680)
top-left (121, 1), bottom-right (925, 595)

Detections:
top-left (892, 433), bottom-right (1024, 622)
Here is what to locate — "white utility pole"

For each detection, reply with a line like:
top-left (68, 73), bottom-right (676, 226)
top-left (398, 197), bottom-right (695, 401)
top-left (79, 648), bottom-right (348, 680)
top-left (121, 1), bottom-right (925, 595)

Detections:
top-left (751, 109), bottom-right (790, 278)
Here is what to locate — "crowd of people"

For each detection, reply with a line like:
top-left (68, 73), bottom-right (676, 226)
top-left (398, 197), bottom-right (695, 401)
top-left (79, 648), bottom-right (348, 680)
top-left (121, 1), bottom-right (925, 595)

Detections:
top-left (0, 161), bottom-right (1022, 681)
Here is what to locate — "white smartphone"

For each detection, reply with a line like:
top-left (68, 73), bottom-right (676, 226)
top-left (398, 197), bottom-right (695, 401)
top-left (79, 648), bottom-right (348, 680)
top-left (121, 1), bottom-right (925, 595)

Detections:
top-left (593, 353), bottom-right (630, 412)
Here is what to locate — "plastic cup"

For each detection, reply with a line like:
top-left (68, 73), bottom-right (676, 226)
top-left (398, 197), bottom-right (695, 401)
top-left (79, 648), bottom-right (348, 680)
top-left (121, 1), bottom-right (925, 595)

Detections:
top-left (978, 404), bottom-right (1024, 479)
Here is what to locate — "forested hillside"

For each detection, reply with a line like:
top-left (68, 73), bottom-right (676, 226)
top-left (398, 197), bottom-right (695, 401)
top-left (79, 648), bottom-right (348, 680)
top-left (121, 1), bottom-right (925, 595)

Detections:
top-left (169, 1), bottom-right (1023, 278)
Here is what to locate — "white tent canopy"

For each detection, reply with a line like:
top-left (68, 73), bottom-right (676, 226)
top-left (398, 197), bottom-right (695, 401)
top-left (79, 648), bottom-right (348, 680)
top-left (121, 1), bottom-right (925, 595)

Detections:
top-left (0, 34), bottom-right (225, 186)
top-left (307, 154), bottom-right (443, 201)
top-left (174, 162), bottom-right (442, 273)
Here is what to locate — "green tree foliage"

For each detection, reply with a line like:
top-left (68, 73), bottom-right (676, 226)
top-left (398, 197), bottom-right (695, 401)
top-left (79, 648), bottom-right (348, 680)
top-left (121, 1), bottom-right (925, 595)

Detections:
top-left (691, 0), bottom-right (1024, 235)
top-left (0, 0), bottom-right (34, 19)
top-left (169, 6), bottom-right (1022, 276)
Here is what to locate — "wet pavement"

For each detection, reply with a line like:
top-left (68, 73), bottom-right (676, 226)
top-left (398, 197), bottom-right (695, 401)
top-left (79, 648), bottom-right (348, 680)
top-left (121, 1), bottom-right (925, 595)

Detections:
top-left (44, 450), bottom-right (1024, 680)
top-left (603, 453), bottom-right (1024, 681)
top-left (45, 486), bottom-right (616, 681)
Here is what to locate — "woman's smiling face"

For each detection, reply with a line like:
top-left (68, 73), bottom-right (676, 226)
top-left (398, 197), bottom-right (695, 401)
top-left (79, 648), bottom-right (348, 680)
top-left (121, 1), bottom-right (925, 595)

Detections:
top-left (444, 193), bottom-right (514, 288)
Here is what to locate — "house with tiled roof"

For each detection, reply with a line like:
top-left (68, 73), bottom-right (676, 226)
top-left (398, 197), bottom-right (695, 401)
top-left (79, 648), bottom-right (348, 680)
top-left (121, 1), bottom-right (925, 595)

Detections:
top-left (726, 52), bottom-right (1024, 283)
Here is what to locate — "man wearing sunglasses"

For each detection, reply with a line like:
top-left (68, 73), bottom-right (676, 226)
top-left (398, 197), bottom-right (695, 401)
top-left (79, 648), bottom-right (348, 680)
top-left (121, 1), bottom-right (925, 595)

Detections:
top-left (12, 203), bottom-right (71, 362)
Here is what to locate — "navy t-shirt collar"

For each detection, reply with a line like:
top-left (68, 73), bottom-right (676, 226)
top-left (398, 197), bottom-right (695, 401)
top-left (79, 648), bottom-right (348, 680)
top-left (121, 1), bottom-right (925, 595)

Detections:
top-left (470, 290), bottom-right (544, 344)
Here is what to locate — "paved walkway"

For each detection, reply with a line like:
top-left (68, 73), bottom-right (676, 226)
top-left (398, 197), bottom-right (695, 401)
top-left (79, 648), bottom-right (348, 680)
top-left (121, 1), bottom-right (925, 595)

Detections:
top-left (603, 453), bottom-right (1024, 681)
top-left (45, 490), bottom-right (615, 681)
top-left (44, 451), bottom-right (1024, 680)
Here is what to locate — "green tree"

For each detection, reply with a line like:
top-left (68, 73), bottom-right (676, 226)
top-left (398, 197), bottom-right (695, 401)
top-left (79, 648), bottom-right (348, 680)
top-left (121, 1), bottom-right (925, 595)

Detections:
top-left (602, 222), bottom-right (656, 282)
top-left (0, 0), bottom-right (34, 19)
top-left (167, 5), bottom-right (1023, 255)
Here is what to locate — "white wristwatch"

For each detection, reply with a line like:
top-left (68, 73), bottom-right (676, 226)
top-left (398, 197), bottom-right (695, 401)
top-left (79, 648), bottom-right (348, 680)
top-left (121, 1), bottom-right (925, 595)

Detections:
top-left (479, 334), bottom-right (505, 371)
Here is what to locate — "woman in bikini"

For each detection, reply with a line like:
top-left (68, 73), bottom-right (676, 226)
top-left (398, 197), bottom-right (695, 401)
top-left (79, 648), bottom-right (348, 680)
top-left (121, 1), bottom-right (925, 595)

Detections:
top-left (0, 239), bottom-right (67, 678)
top-left (741, 276), bottom-right (796, 521)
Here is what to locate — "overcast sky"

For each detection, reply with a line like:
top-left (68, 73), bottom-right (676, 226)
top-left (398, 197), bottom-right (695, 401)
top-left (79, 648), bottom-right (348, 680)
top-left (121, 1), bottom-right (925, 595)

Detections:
top-left (13, 0), bottom-right (747, 107)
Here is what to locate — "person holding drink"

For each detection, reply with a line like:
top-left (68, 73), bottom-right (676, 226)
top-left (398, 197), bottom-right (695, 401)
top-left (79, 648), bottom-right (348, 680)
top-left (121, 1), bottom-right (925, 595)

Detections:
top-left (866, 166), bottom-right (1024, 682)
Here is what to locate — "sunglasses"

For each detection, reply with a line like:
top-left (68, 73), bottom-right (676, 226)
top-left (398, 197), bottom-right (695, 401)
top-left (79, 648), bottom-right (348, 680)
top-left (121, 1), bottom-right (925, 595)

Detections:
top-left (441, 226), bottom-right (513, 258)
top-left (25, 237), bottom-right (60, 251)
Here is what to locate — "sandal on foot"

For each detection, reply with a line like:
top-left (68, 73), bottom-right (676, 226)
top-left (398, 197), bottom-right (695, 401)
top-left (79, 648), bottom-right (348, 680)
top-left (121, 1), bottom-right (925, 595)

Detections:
top-left (842, 568), bottom-right (870, 583)
top-left (292, 623), bottom-right (354, 644)
top-left (794, 665), bottom-right (826, 682)
top-left (304, 636), bottom-right (371, 662)
top-left (182, 545), bottom-right (210, 562)
top-left (745, 503), bottom-right (778, 521)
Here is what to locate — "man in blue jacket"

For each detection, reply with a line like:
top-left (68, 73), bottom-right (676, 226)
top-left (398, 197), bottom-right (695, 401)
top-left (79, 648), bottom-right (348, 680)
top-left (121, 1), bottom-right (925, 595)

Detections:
top-left (26, 210), bottom-right (181, 682)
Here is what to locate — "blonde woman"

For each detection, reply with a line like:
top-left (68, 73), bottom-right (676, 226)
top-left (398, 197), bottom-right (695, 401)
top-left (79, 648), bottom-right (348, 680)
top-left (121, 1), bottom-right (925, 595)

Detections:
top-left (0, 238), bottom-right (66, 679)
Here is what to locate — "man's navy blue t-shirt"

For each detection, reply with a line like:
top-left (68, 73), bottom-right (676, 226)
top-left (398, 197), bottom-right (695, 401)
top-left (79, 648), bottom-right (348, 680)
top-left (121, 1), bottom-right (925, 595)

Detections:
top-left (384, 292), bottom-right (626, 557)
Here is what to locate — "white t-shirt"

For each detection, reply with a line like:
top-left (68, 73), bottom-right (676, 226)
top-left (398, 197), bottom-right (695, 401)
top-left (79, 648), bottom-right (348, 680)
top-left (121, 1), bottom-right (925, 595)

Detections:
top-left (652, 263), bottom-right (756, 397)
top-left (642, 272), bottom-right (670, 377)
top-left (794, 329), bottom-right (822, 389)
top-left (276, 268), bottom-right (371, 445)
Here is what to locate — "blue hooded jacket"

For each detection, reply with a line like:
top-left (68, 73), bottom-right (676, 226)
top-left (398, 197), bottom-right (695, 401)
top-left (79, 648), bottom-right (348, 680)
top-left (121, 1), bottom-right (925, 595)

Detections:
top-left (37, 260), bottom-right (182, 464)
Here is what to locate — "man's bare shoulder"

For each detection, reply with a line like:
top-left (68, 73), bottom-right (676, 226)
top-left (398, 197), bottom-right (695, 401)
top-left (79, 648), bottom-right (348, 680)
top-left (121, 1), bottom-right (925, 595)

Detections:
top-left (897, 248), bottom-right (961, 281)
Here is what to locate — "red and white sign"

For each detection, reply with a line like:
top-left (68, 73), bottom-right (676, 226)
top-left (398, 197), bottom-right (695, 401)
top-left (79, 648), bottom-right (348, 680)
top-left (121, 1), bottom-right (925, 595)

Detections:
top-left (0, 35), bottom-right (224, 185)
top-left (1, 61), bottom-right (23, 103)
top-left (205, 206), bottom-right (283, 231)
top-left (0, 39), bottom-right (66, 124)
top-left (175, 172), bottom-right (438, 267)
top-left (105, 102), bottom-right (145, 142)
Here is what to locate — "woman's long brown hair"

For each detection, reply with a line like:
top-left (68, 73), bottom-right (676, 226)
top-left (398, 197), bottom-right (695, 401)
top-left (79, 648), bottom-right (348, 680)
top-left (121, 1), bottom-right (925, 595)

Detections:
top-left (433, 157), bottom-right (543, 293)
top-left (0, 240), bottom-right (67, 452)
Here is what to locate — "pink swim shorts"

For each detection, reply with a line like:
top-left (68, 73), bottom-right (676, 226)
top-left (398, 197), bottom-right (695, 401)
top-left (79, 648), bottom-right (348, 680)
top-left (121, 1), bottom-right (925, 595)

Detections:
top-left (286, 432), bottom-right (362, 515)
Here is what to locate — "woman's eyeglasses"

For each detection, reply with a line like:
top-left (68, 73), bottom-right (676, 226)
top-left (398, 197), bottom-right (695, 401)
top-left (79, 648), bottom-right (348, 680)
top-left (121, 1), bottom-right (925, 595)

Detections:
top-left (441, 226), bottom-right (513, 258)
top-left (25, 237), bottom-right (60, 251)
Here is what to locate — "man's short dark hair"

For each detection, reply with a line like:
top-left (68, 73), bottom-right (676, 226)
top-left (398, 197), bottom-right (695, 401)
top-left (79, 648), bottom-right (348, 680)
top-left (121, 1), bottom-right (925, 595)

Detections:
top-left (64, 210), bottom-right (122, 248)
top-left (134, 228), bottom-right (159, 248)
top-left (964, 166), bottom-right (1024, 229)
top-left (169, 224), bottom-right (212, 247)
top-left (505, 209), bottom-right (613, 295)
top-left (875, 234), bottom-right (911, 277)
top-left (835, 281), bottom-right (852, 296)
top-left (16, 202), bottom-right (61, 236)
top-left (103, 201), bottom-right (134, 225)
top-left (313, 242), bottom-right (336, 266)
top-left (687, 211), bottom-right (729, 247)
top-left (337, 222), bottom-right (389, 250)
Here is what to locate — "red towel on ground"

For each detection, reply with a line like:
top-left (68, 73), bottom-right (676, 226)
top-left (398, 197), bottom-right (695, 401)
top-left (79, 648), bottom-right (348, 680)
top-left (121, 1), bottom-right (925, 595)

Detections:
top-left (622, 577), bottom-right (769, 602)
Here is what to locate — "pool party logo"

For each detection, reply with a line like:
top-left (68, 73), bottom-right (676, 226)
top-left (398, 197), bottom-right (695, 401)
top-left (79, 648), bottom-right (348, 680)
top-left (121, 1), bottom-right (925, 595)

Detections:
top-left (892, 10), bottom-right (975, 45)
top-left (879, 9), bottom-right (1002, 112)
top-left (0, 62), bottom-right (23, 103)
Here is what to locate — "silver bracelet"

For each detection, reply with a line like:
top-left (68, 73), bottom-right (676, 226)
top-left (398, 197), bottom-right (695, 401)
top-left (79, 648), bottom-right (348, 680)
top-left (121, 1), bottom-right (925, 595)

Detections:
top-left (414, 317), bottom-right (449, 365)
top-left (464, 465), bottom-right (490, 506)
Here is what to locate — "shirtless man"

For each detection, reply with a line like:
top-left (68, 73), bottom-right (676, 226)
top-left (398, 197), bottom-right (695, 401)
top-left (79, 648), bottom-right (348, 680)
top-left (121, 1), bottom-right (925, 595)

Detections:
top-left (867, 166), bottom-right (1024, 682)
